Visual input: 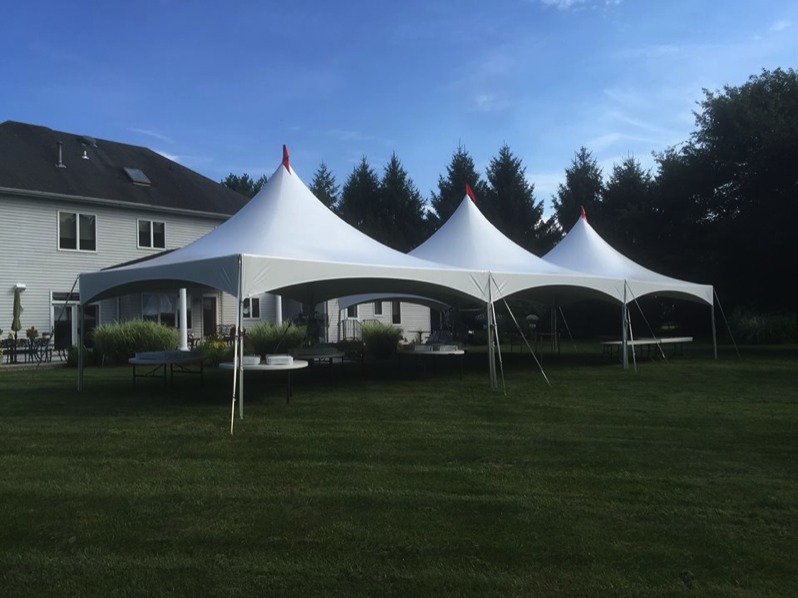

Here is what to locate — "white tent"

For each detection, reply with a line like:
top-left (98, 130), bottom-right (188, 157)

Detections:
top-left (543, 208), bottom-right (713, 305)
top-left (408, 191), bottom-right (626, 386)
top-left (410, 193), bottom-right (625, 304)
top-left (543, 208), bottom-right (716, 365)
top-left (80, 151), bottom-right (486, 308)
top-left (78, 149), bottom-right (490, 427)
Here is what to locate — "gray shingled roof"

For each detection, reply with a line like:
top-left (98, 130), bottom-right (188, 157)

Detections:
top-left (0, 121), bottom-right (249, 216)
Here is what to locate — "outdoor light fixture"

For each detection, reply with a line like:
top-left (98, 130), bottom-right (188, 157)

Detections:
top-left (14, 283), bottom-right (26, 291)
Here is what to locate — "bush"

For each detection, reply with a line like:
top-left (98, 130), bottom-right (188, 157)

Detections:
top-left (362, 322), bottom-right (402, 359)
top-left (197, 339), bottom-right (234, 367)
top-left (729, 308), bottom-right (798, 344)
top-left (247, 322), bottom-right (306, 357)
top-left (335, 339), bottom-right (364, 362)
top-left (92, 320), bottom-right (180, 365)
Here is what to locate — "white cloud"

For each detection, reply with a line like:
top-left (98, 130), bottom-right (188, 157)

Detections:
top-left (770, 19), bottom-right (792, 32)
top-left (537, 0), bottom-right (622, 10)
top-left (130, 127), bottom-right (174, 144)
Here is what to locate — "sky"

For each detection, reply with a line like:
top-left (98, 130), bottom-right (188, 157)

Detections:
top-left (2, 0), bottom-right (797, 216)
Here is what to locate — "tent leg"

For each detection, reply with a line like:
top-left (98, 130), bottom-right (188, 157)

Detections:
top-left (487, 303), bottom-right (497, 390)
top-left (621, 284), bottom-right (629, 370)
top-left (77, 305), bottom-right (85, 391)
top-left (711, 303), bottom-right (718, 360)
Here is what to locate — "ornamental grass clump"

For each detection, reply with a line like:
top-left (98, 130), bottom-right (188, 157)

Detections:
top-left (92, 320), bottom-right (179, 365)
top-left (361, 321), bottom-right (402, 359)
top-left (247, 322), bottom-right (306, 357)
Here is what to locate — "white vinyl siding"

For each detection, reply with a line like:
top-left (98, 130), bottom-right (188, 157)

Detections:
top-left (0, 195), bottom-right (226, 339)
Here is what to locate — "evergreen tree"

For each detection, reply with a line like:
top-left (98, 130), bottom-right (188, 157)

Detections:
top-left (483, 145), bottom-right (546, 253)
top-left (309, 162), bottom-right (340, 211)
top-left (429, 145), bottom-right (487, 229)
top-left (598, 156), bottom-right (654, 261)
top-left (379, 153), bottom-right (429, 251)
top-left (220, 173), bottom-right (267, 198)
top-left (338, 156), bottom-right (382, 241)
top-left (552, 147), bottom-right (604, 233)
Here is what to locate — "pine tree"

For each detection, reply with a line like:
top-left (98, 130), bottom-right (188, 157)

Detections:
top-left (338, 157), bottom-right (382, 241)
top-left (309, 163), bottom-right (340, 211)
top-left (220, 173), bottom-right (267, 198)
top-left (379, 153), bottom-right (429, 251)
top-left (429, 145), bottom-right (486, 229)
top-left (484, 145), bottom-right (545, 252)
top-left (552, 147), bottom-right (603, 233)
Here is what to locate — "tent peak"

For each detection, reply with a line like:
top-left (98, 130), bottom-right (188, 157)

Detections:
top-left (580, 205), bottom-right (587, 221)
top-left (282, 145), bottom-right (291, 174)
top-left (465, 183), bottom-right (476, 203)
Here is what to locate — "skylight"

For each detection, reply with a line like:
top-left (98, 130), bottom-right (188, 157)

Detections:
top-left (124, 167), bottom-right (151, 186)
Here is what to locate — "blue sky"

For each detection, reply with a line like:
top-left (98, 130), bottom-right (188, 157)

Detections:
top-left (3, 0), bottom-right (796, 215)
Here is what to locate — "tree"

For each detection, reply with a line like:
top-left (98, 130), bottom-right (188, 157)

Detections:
top-left (220, 173), bottom-right (267, 198)
top-left (379, 153), bottom-right (430, 251)
top-left (552, 147), bottom-right (603, 234)
top-left (338, 156), bottom-right (382, 241)
top-left (309, 163), bottom-right (340, 211)
top-left (429, 145), bottom-right (487, 230)
top-left (687, 68), bottom-right (798, 310)
top-left (598, 156), bottom-right (654, 261)
top-left (483, 145), bottom-right (546, 253)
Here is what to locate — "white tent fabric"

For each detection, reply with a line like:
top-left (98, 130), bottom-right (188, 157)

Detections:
top-left (409, 195), bottom-right (625, 303)
top-left (79, 158), bottom-right (488, 307)
top-left (542, 210), bottom-right (713, 305)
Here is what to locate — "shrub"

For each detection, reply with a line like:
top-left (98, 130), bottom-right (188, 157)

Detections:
top-left (247, 322), bottom-right (306, 357)
top-left (362, 322), bottom-right (402, 359)
top-left (197, 340), bottom-right (234, 367)
top-left (92, 320), bottom-right (180, 365)
top-left (729, 308), bottom-right (798, 344)
top-left (335, 339), bottom-right (364, 362)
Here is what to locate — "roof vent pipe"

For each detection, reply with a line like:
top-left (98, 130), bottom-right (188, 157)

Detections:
top-left (56, 141), bottom-right (66, 168)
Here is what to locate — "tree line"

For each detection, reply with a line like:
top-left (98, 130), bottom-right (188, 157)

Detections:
top-left (223, 68), bottom-right (797, 317)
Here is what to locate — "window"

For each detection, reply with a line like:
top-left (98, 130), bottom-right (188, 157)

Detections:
top-left (243, 297), bottom-right (260, 319)
top-left (142, 293), bottom-right (177, 327)
top-left (138, 219), bottom-right (166, 249)
top-left (347, 304), bottom-right (358, 318)
top-left (59, 211), bottom-right (96, 251)
top-left (391, 301), bottom-right (401, 324)
top-left (373, 301), bottom-right (383, 315)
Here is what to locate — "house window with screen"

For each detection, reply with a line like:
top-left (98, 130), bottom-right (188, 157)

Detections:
top-left (138, 219), bottom-right (166, 248)
top-left (373, 301), bottom-right (383, 315)
top-left (59, 211), bottom-right (96, 251)
top-left (142, 293), bottom-right (177, 327)
top-left (243, 298), bottom-right (260, 319)
top-left (347, 304), bottom-right (358, 318)
top-left (391, 301), bottom-right (401, 324)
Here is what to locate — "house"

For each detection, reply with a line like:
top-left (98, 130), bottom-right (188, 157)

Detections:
top-left (0, 121), bottom-right (433, 350)
top-left (0, 120), bottom-right (265, 347)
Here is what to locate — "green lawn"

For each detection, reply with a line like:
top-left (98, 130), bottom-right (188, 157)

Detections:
top-left (1, 345), bottom-right (796, 596)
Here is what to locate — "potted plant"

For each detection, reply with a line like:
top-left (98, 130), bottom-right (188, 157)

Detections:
top-left (26, 326), bottom-right (39, 340)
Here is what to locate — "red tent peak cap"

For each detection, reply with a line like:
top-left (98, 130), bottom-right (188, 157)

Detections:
top-left (282, 145), bottom-right (291, 173)
top-left (580, 205), bottom-right (587, 221)
top-left (465, 183), bottom-right (476, 203)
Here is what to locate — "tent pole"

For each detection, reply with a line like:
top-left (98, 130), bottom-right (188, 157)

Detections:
top-left (486, 277), bottom-right (497, 390)
top-left (487, 302), bottom-right (497, 390)
top-left (77, 304), bottom-right (84, 391)
top-left (622, 282), bottom-right (629, 370)
top-left (711, 302), bottom-right (718, 360)
top-left (230, 257), bottom-right (243, 435)
top-left (237, 268), bottom-right (245, 420)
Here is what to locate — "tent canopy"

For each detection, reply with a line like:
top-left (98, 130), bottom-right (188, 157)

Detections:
top-left (410, 194), bottom-right (625, 304)
top-left (79, 155), bottom-right (488, 307)
top-left (543, 209), bottom-right (713, 305)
